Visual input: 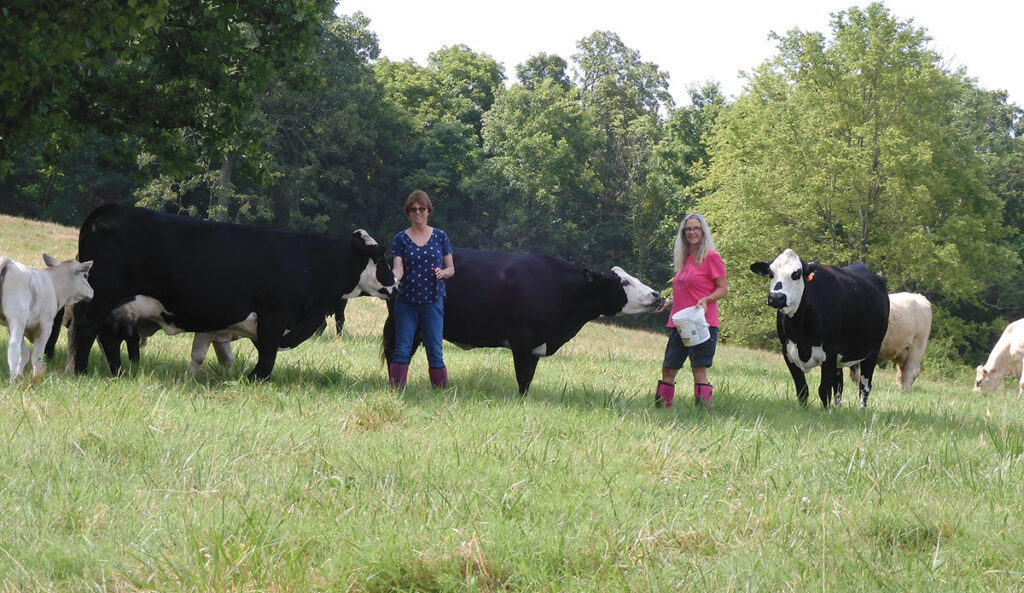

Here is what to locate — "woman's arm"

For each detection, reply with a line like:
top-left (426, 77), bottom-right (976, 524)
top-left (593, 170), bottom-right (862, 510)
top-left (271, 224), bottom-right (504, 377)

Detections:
top-left (434, 253), bottom-right (454, 279)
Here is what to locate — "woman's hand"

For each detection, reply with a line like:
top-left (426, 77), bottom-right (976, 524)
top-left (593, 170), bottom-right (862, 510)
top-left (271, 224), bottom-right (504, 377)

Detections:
top-left (656, 297), bottom-right (673, 313)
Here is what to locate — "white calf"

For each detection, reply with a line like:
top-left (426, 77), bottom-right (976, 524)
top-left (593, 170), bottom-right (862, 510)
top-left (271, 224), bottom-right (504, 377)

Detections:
top-left (0, 254), bottom-right (93, 381)
top-left (974, 318), bottom-right (1024, 397)
top-left (852, 293), bottom-right (932, 391)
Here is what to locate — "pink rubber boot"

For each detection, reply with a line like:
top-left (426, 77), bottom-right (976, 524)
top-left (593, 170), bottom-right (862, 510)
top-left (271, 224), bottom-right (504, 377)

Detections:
top-left (694, 383), bottom-right (713, 409)
top-left (428, 366), bottom-right (449, 388)
top-left (655, 381), bottom-right (675, 408)
top-left (389, 363), bottom-right (408, 389)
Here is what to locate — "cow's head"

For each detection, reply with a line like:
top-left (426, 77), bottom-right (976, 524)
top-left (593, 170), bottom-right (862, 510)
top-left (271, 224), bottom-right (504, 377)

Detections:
top-left (973, 365), bottom-right (999, 392)
top-left (749, 249), bottom-right (816, 317)
top-left (345, 230), bottom-right (395, 299)
top-left (608, 266), bottom-right (664, 314)
top-left (43, 253), bottom-right (94, 305)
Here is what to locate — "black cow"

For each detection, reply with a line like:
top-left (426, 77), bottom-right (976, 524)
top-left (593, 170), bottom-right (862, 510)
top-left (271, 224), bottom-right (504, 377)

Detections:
top-left (750, 248), bottom-right (889, 408)
top-left (383, 247), bottom-right (664, 394)
top-left (70, 204), bottom-right (395, 380)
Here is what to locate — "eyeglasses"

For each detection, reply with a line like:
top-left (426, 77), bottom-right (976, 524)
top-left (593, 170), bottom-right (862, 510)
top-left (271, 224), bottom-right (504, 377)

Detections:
top-left (684, 227), bottom-right (703, 234)
top-left (408, 206), bottom-right (428, 213)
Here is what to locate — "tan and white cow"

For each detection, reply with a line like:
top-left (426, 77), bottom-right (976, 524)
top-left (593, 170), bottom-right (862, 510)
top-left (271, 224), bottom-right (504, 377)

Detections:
top-left (0, 254), bottom-right (93, 381)
top-left (851, 292), bottom-right (932, 391)
top-left (974, 318), bottom-right (1024, 397)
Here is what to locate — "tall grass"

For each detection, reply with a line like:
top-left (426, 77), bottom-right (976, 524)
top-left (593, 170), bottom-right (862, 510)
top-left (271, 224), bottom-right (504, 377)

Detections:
top-left (2, 214), bottom-right (1023, 592)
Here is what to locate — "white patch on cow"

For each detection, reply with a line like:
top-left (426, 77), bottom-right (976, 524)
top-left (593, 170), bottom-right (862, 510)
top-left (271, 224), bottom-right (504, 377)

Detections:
top-left (836, 354), bottom-right (865, 368)
top-left (0, 254), bottom-right (93, 381)
top-left (342, 260), bottom-right (386, 299)
top-left (785, 340), bottom-right (826, 373)
top-left (532, 343), bottom-right (549, 357)
top-left (764, 249), bottom-right (806, 317)
top-left (611, 266), bottom-right (663, 314)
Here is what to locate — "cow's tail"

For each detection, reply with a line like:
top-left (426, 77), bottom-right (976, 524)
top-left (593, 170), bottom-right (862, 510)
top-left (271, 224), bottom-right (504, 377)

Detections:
top-left (381, 297), bottom-right (396, 365)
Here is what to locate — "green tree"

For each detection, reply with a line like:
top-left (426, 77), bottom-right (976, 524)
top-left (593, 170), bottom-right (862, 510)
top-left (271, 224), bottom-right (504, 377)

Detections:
top-left (701, 3), bottom-right (1019, 354)
top-left (571, 31), bottom-right (672, 271)
top-left (473, 79), bottom-right (601, 255)
top-left (516, 53), bottom-right (570, 90)
top-left (639, 82), bottom-right (728, 286)
top-left (1, 0), bottom-right (335, 178)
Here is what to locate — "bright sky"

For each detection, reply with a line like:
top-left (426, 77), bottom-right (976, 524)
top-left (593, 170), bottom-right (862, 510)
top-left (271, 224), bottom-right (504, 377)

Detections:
top-left (334, 0), bottom-right (1021, 108)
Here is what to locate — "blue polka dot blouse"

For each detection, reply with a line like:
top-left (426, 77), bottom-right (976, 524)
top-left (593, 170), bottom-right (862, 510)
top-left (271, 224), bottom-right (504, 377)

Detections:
top-left (392, 228), bottom-right (453, 304)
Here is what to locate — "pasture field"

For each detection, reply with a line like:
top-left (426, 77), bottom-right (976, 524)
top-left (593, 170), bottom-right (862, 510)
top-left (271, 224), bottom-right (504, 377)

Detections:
top-left (2, 215), bottom-right (1024, 592)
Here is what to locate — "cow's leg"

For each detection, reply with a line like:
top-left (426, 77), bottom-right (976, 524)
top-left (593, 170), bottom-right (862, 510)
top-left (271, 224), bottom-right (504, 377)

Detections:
top-left (857, 358), bottom-right (879, 409)
top-left (70, 301), bottom-right (104, 374)
top-left (818, 355), bottom-right (840, 408)
top-left (96, 326), bottom-right (125, 376)
top-left (125, 331), bottom-right (141, 363)
top-left (511, 348), bottom-right (540, 395)
top-left (901, 346), bottom-right (921, 392)
top-left (249, 319), bottom-right (285, 381)
top-left (43, 307), bottom-right (63, 360)
top-left (212, 340), bottom-right (234, 370)
top-left (334, 299), bottom-right (348, 336)
top-left (7, 319), bottom-right (27, 381)
top-left (188, 333), bottom-right (213, 377)
top-left (832, 366), bottom-right (846, 406)
top-left (30, 323), bottom-right (55, 379)
top-left (784, 358), bottom-right (810, 405)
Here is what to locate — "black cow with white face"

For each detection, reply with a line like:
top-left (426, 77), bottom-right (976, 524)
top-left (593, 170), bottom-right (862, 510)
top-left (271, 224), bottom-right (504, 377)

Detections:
top-left (383, 247), bottom-right (664, 394)
top-left (70, 204), bottom-right (394, 380)
top-left (750, 248), bottom-right (889, 408)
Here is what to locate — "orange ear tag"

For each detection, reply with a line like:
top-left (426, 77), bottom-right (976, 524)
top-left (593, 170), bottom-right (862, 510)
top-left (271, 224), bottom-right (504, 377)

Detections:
top-left (806, 272), bottom-right (815, 282)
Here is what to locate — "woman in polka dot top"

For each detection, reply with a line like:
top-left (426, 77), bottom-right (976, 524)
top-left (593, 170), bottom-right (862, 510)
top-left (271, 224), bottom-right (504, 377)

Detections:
top-left (388, 189), bottom-right (455, 389)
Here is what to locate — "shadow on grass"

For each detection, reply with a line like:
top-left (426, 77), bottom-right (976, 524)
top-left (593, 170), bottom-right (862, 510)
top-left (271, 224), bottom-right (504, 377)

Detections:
top-left (49, 335), bottom-right (1022, 448)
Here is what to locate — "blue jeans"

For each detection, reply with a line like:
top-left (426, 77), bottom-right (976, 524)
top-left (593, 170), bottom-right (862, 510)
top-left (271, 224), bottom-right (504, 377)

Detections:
top-left (392, 297), bottom-right (445, 368)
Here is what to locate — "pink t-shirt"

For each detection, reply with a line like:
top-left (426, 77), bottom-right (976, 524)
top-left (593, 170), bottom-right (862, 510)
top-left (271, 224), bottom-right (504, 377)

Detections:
top-left (667, 250), bottom-right (726, 328)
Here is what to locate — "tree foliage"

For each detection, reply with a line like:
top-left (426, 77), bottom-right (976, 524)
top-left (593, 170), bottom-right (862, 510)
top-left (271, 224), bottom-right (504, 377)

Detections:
top-left (701, 3), bottom-right (1022, 356)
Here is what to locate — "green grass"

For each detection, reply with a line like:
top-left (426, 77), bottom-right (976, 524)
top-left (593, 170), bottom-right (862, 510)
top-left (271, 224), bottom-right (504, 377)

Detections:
top-left (3, 215), bottom-right (1024, 592)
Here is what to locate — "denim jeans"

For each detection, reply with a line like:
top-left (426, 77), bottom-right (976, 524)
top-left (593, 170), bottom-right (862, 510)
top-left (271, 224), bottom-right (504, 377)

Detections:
top-left (392, 297), bottom-right (445, 368)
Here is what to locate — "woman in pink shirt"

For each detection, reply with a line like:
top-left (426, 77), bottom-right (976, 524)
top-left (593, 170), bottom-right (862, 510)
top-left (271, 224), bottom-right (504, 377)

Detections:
top-left (654, 213), bottom-right (728, 409)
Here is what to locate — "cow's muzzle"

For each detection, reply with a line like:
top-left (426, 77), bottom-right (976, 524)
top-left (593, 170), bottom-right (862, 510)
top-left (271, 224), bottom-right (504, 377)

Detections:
top-left (766, 293), bottom-right (787, 309)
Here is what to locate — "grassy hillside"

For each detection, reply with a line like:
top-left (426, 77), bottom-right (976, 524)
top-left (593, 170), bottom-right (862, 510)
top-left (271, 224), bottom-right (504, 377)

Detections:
top-left (1, 213), bottom-right (1023, 592)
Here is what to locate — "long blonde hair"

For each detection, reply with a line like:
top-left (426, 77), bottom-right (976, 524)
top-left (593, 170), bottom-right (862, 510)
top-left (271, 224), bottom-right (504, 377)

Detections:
top-left (673, 213), bottom-right (716, 272)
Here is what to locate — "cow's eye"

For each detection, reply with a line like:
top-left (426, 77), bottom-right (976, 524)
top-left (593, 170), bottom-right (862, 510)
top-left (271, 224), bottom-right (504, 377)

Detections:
top-left (621, 279), bottom-right (629, 287)
top-left (791, 270), bottom-right (801, 280)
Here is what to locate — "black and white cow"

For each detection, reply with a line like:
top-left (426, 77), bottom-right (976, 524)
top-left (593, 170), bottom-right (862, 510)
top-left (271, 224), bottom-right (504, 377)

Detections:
top-left (750, 248), bottom-right (889, 408)
top-left (70, 204), bottom-right (394, 380)
top-left (383, 247), bottom-right (664, 394)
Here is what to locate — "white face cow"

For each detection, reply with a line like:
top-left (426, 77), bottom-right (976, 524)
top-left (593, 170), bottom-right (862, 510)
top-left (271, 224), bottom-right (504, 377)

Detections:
top-left (749, 248), bottom-right (815, 318)
top-left (611, 266), bottom-right (665, 314)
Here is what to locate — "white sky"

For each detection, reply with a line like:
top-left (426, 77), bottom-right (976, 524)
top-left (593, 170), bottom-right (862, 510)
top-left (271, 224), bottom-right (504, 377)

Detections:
top-left (334, 0), bottom-right (1021, 108)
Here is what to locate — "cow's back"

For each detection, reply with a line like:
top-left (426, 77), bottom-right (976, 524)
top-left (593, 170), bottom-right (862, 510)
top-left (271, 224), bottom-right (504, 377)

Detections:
top-left (443, 249), bottom-right (586, 347)
top-left (79, 205), bottom-right (353, 332)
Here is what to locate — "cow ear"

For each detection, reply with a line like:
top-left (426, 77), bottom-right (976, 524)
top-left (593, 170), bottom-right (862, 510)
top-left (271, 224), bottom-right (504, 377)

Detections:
top-left (80, 261), bottom-right (94, 273)
top-left (582, 269), bottom-right (597, 283)
top-left (750, 262), bottom-right (770, 276)
top-left (804, 262), bottom-right (818, 277)
top-left (43, 253), bottom-right (58, 267)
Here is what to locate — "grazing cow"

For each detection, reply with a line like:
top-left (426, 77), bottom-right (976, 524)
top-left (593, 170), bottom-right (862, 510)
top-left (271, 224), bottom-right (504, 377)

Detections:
top-left (974, 318), bottom-right (1024, 397)
top-left (850, 292), bottom-right (932, 391)
top-left (750, 249), bottom-right (889, 408)
top-left (383, 247), bottom-right (664, 394)
top-left (70, 204), bottom-right (394, 380)
top-left (0, 254), bottom-right (93, 381)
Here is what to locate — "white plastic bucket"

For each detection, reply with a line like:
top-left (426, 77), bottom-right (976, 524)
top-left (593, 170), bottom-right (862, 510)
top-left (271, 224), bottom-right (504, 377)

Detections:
top-left (672, 306), bottom-right (710, 347)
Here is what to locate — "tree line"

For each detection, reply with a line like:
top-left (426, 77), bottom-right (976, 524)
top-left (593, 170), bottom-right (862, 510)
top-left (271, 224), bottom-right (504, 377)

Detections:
top-left (1, 2), bottom-right (1021, 366)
